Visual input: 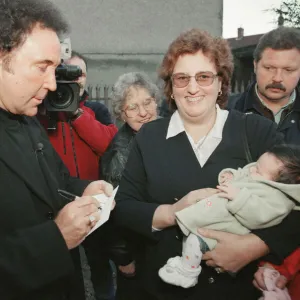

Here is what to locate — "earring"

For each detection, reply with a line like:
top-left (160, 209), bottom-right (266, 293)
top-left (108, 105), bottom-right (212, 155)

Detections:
top-left (171, 94), bottom-right (174, 99)
top-left (218, 90), bottom-right (222, 97)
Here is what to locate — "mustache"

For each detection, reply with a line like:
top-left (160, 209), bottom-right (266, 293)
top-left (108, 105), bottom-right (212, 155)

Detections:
top-left (266, 83), bottom-right (286, 92)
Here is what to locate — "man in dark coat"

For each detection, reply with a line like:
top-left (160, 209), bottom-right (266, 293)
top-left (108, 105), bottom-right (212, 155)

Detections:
top-left (0, 0), bottom-right (113, 299)
top-left (228, 26), bottom-right (300, 145)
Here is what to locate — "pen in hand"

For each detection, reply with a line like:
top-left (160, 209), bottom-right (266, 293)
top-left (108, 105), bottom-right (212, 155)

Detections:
top-left (57, 189), bottom-right (102, 209)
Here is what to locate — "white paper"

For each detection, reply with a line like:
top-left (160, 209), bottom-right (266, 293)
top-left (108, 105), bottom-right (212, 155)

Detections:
top-left (87, 186), bottom-right (118, 236)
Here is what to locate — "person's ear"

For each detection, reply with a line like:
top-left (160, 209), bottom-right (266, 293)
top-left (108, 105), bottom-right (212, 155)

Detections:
top-left (218, 78), bottom-right (222, 93)
top-left (0, 53), bottom-right (11, 72)
top-left (253, 60), bottom-right (257, 74)
top-left (0, 52), bottom-right (4, 68)
top-left (120, 111), bottom-right (126, 123)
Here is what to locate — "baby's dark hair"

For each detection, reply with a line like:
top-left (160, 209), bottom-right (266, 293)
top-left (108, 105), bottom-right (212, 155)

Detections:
top-left (268, 144), bottom-right (300, 184)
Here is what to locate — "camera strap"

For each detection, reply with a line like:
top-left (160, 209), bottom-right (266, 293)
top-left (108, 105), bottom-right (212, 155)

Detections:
top-left (68, 122), bottom-right (80, 178)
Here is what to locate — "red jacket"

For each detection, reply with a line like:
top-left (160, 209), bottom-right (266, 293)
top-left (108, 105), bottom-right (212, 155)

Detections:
top-left (39, 103), bottom-right (117, 180)
top-left (262, 248), bottom-right (300, 300)
top-left (271, 248), bottom-right (300, 281)
top-left (273, 248), bottom-right (300, 300)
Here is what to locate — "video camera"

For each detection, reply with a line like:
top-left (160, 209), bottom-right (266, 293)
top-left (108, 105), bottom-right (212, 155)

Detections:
top-left (43, 38), bottom-right (82, 112)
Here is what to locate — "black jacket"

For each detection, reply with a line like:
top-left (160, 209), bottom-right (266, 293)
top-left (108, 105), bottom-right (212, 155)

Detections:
top-left (0, 109), bottom-right (88, 300)
top-left (99, 123), bottom-right (136, 266)
top-left (82, 90), bottom-right (113, 126)
top-left (228, 82), bottom-right (300, 145)
top-left (100, 123), bottom-right (136, 188)
top-left (114, 111), bottom-right (300, 300)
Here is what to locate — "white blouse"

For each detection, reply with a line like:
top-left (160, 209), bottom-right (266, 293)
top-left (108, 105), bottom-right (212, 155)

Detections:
top-left (166, 105), bottom-right (229, 167)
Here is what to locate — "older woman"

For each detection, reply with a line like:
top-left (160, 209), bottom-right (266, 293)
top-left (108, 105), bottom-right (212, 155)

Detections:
top-left (100, 72), bottom-right (159, 300)
top-left (113, 29), bottom-right (299, 299)
top-left (100, 72), bottom-right (159, 187)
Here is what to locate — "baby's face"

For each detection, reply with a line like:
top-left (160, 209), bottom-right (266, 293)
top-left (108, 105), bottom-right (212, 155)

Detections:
top-left (250, 153), bottom-right (283, 181)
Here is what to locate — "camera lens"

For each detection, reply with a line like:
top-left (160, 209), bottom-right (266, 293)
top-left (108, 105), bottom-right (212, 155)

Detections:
top-left (48, 83), bottom-right (74, 109)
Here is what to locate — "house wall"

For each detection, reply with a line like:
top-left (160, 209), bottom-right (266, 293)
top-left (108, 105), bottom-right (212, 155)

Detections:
top-left (51, 0), bottom-right (223, 95)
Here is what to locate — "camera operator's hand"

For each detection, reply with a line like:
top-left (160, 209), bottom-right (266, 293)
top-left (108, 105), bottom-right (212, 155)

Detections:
top-left (69, 108), bottom-right (84, 121)
top-left (54, 196), bottom-right (100, 249)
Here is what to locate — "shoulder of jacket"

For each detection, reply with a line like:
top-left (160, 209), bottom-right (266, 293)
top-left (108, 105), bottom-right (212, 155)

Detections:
top-left (138, 117), bottom-right (169, 136)
top-left (82, 105), bottom-right (95, 116)
top-left (134, 118), bottom-right (169, 146)
top-left (227, 92), bottom-right (244, 109)
top-left (244, 112), bottom-right (275, 129)
top-left (229, 110), bottom-right (274, 127)
top-left (142, 117), bottom-right (169, 130)
top-left (85, 101), bottom-right (109, 111)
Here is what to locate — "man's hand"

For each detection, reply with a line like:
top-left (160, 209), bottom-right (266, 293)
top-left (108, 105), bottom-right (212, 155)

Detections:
top-left (198, 228), bottom-right (269, 273)
top-left (253, 264), bottom-right (288, 290)
top-left (217, 184), bottom-right (240, 200)
top-left (83, 180), bottom-right (115, 210)
top-left (83, 180), bottom-right (113, 197)
top-left (55, 196), bottom-right (101, 249)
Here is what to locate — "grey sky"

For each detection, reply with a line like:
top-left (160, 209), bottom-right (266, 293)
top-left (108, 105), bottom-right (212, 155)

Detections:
top-left (223, 0), bottom-right (283, 38)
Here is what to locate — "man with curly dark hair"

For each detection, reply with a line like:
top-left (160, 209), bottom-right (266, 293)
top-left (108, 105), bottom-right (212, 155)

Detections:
top-left (0, 1), bottom-right (113, 299)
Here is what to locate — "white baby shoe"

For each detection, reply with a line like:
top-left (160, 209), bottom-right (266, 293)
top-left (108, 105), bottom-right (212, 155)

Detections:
top-left (158, 256), bottom-right (202, 288)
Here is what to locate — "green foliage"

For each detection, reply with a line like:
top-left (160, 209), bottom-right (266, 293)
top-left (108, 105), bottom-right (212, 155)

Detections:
top-left (272, 0), bottom-right (300, 28)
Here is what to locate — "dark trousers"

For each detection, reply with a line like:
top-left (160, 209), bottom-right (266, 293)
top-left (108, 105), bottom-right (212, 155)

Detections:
top-left (89, 255), bottom-right (114, 300)
top-left (115, 271), bottom-right (157, 300)
top-left (83, 231), bottom-right (115, 300)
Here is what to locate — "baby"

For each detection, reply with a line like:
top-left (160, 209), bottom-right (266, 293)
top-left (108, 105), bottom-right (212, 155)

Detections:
top-left (159, 144), bottom-right (300, 288)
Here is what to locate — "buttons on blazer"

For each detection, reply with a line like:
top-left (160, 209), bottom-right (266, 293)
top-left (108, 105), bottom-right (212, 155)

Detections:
top-left (176, 235), bottom-right (180, 240)
top-left (47, 211), bottom-right (54, 220)
top-left (208, 276), bottom-right (215, 284)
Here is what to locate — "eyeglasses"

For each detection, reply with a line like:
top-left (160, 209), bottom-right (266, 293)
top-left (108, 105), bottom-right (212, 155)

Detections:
top-left (122, 98), bottom-right (156, 118)
top-left (172, 71), bottom-right (219, 88)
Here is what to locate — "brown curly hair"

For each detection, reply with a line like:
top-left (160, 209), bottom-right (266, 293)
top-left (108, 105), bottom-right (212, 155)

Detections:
top-left (159, 28), bottom-right (233, 111)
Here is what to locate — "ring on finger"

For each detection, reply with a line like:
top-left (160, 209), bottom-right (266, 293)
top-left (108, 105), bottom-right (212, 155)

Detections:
top-left (215, 267), bottom-right (225, 274)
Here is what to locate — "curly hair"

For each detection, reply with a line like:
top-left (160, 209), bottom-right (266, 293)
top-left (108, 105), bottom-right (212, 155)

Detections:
top-left (0, 0), bottom-right (69, 57)
top-left (159, 28), bottom-right (233, 111)
top-left (111, 72), bottom-right (161, 120)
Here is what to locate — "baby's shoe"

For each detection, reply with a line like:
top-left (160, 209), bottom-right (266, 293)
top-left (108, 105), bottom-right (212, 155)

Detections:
top-left (158, 256), bottom-right (201, 288)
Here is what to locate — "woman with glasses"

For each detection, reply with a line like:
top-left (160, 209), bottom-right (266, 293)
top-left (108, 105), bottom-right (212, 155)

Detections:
top-left (100, 72), bottom-right (159, 300)
top-left (100, 72), bottom-right (159, 187)
top-left (113, 29), bottom-right (298, 300)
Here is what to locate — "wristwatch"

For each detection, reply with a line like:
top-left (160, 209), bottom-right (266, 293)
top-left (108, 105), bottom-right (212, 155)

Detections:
top-left (71, 108), bottom-right (84, 121)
